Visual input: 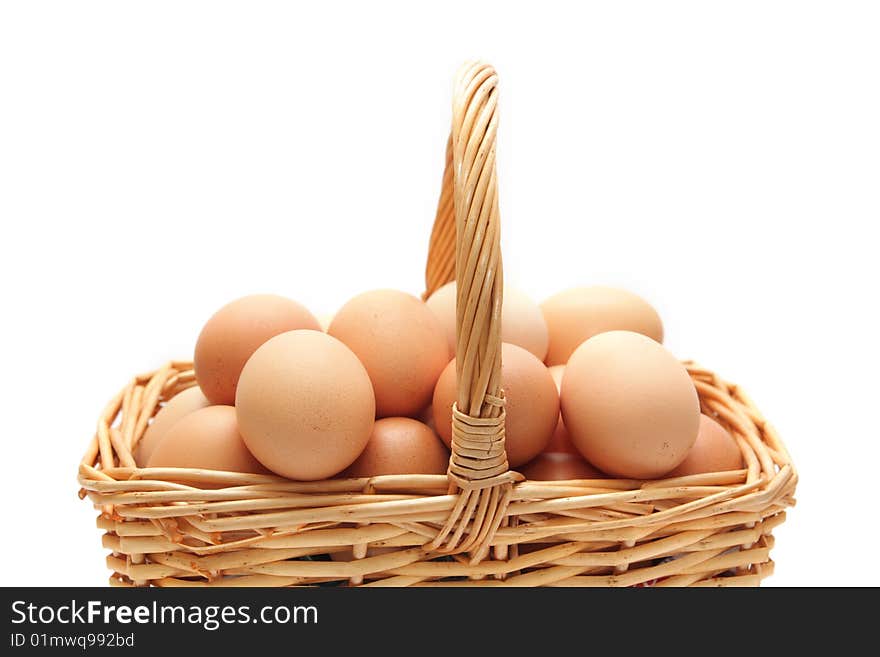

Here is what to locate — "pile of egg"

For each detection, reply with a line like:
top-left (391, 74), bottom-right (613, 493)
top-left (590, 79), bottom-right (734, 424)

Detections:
top-left (136, 286), bottom-right (743, 482)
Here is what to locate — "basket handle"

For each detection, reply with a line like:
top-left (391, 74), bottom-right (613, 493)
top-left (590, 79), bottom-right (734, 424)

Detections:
top-left (425, 62), bottom-right (519, 561)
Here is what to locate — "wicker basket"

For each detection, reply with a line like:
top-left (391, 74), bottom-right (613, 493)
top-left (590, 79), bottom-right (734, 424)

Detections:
top-left (78, 62), bottom-right (797, 587)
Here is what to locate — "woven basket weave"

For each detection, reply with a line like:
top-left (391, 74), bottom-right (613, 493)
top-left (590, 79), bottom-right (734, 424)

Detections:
top-left (78, 62), bottom-right (797, 587)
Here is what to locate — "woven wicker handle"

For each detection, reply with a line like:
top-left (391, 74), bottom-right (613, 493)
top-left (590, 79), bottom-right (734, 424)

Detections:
top-left (425, 62), bottom-right (518, 561)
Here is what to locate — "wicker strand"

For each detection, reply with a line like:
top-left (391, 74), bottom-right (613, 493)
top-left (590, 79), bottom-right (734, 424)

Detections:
top-left (424, 136), bottom-right (456, 299)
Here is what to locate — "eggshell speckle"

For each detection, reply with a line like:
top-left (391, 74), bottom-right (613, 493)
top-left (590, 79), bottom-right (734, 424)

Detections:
top-left (328, 289), bottom-right (449, 418)
top-left (432, 343), bottom-right (559, 468)
top-left (235, 330), bottom-right (375, 480)
top-left (541, 286), bottom-right (663, 366)
top-left (561, 331), bottom-right (699, 479)
top-left (146, 405), bottom-right (269, 475)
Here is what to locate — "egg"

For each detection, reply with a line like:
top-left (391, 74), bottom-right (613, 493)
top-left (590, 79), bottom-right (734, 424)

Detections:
top-left (146, 405), bottom-right (269, 474)
top-left (543, 365), bottom-right (578, 455)
top-left (561, 331), bottom-right (699, 479)
top-left (425, 282), bottom-right (549, 361)
top-left (541, 286), bottom-right (664, 366)
top-left (343, 417), bottom-right (449, 477)
top-left (328, 289), bottom-right (449, 418)
top-left (134, 386), bottom-right (211, 466)
top-left (432, 342), bottom-right (558, 468)
top-left (235, 330), bottom-right (375, 480)
top-left (667, 414), bottom-right (744, 477)
top-left (194, 294), bottom-right (321, 404)
top-left (521, 452), bottom-right (604, 480)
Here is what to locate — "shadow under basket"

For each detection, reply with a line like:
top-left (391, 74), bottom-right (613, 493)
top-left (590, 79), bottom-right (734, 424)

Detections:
top-left (78, 62), bottom-right (797, 587)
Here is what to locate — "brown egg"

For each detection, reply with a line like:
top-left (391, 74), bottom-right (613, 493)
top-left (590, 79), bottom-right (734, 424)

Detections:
top-left (561, 331), bottom-right (699, 479)
top-left (328, 289), bottom-right (449, 418)
top-left (425, 282), bottom-right (549, 361)
top-left (343, 417), bottom-right (449, 477)
top-left (146, 405), bottom-right (268, 474)
top-left (422, 282), bottom-right (457, 354)
top-left (432, 342), bottom-right (559, 468)
top-left (543, 365), bottom-right (578, 455)
top-left (541, 286), bottom-right (664, 366)
top-left (135, 386), bottom-right (211, 466)
top-left (235, 330), bottom-right (375, 480)
top-left (667, 414), bottom-right (744, 477)
top-left (521, 452), bottom-right (604, 480)
top-left (194, 294), bottom-right (320, 405)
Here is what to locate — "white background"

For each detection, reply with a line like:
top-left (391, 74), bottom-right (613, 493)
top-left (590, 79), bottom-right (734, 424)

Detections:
top-left (2, 1), bottom-right (877, 587)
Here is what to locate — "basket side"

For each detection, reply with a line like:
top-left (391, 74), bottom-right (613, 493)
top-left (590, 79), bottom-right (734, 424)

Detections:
top-left (79, 361), bottom-right (795, 587)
